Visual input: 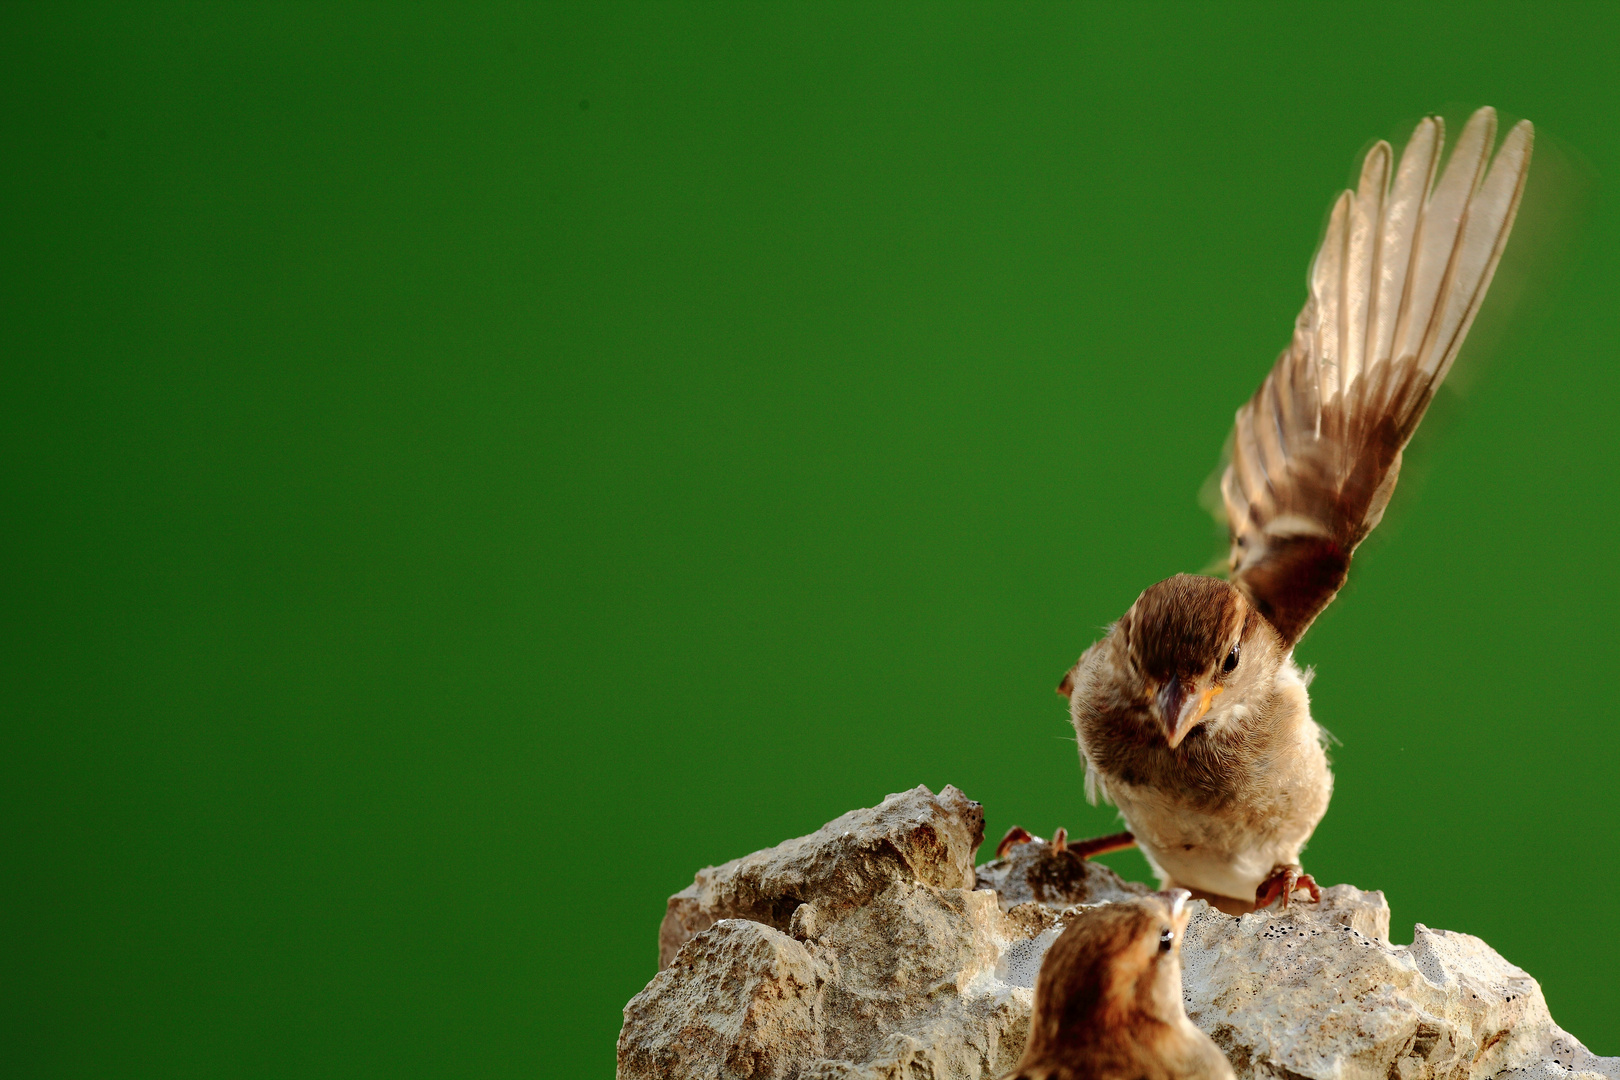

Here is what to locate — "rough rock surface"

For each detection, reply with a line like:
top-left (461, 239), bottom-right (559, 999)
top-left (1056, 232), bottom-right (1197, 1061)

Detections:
top-left (620, 787), bottom-right (1617, 1080)
top-left (1180, 885), bottom-right (1617, 1080)
top-left (658, 784), bottom-right (985, 969)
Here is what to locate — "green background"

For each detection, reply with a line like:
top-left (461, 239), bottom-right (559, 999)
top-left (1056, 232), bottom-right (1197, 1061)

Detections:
top-left (4, 4), bottom-right (1615, 1075)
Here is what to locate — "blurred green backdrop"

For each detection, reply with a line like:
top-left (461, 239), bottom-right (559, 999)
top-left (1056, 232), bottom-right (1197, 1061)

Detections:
top-left (4, 3), bottom-right (1616, 1075)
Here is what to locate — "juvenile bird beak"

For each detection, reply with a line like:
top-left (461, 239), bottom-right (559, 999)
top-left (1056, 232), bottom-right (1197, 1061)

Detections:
top-left (1163, 888), bottom-right (1192, 934)
top-left (1156, 681), bottom-right (1185, 742)
top-left (1158, 681), bottom-right (1222, 749)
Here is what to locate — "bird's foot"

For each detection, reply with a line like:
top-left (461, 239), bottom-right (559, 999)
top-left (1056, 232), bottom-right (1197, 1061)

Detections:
top-left (994, 825), bottom-right (1136, 861)
top-left (995, 826), bottom-right (1036, 859)
top-left (1255, 863), bottom-right (1321, 910)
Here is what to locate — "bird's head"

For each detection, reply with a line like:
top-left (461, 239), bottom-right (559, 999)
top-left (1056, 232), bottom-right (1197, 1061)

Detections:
top-left (1121, 573), bottom-right (1282, 749)
top-left (1012, 891), bottom-right (1199, 1076)
top-left (1080, 889), bottom-right (1196, 1027)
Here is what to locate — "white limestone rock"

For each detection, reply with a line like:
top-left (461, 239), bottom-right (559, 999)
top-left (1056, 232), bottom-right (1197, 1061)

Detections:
top-left (622, 881), bottom-right (1036, 1080)
top-left (619, 788), bottom-right (1617, 1080)
top-left (658, 784), bottom-right (985, 969)
top-left (1179, 885), bottom-right (1619, 1080)
top-left (619, 920), bottom-right (827, 1080)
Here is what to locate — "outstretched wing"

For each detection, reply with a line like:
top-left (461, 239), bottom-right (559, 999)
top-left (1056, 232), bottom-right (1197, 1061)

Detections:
top-left (1221, 108), bottom-right (1533, 645)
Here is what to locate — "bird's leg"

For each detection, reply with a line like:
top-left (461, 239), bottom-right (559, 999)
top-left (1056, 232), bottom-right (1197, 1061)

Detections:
top-left (1254, 863), bottom-right (1322, 910)
top-left (1065, 831), bottom-right (1136, 860)
top-left (995, 826), bottom-right (1036, 859)
top-left (994, 825), bottom-right (1137, 861)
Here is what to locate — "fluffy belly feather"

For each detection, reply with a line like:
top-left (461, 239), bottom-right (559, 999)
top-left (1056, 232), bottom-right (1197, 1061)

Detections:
top-left (1107, 764), bottom-right (1328, 902)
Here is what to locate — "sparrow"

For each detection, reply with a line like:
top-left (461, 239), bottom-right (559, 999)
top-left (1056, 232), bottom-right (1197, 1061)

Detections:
top-left (1046, 109), bottom-right (1534, 914)
top-left (1007, 890), bottom-right (1234, 1080)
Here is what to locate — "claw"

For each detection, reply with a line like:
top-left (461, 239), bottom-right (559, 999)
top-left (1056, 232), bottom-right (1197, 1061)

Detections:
top-left (1296, 872), bottom-right (1322, 904)
top-left (996, 826), bottom-right (1037, 859)
top-left (1255, 864), bottom-right (1322, 909)
top-left (1050, 827), bottom-right (1068, 855)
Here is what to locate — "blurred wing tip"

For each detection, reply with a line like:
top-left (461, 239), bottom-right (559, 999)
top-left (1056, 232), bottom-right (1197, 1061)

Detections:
top-left (1359, 141), bottom-right (1393, 191)
top-left (1500, 118), bottom-right (1536, 156)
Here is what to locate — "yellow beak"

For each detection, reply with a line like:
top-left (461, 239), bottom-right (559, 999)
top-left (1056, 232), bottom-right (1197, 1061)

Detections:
top-left (1162, 683), bottom-right (1223, 749)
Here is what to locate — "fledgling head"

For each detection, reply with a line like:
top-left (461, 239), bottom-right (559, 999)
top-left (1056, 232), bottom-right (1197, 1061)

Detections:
top-left (1119, 573), bottom-right (1284, 749)
top-left (1009, 891), bottom-right (1233, 1080)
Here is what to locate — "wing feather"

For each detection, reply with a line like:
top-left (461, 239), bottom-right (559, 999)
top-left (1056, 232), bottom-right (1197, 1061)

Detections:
top-left (1343, 141), bottom-right (1391, 406)
top-left (1311, 191), bottom-right (1351, 420)
top-left (1427, 120), bottom-right (1533, 392)
top-left (1368, 117), bottom-right (1442, 415)
top-left (1219, 109), bottom-right (1532, 644)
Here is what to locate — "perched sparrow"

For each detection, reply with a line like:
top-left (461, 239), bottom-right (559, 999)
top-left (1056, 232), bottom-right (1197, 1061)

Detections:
top-left (1054, 109), bottom-right (1534, 913)
top-left (1008, 890), bottom-right (1234, 1080)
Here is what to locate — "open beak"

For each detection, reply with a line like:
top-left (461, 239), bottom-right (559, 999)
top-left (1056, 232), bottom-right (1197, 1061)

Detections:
top-left (1157, 680), bottom-right (1222, 749)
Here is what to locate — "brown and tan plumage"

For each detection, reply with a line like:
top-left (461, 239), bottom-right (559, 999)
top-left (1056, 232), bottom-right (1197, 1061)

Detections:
top-left (1027, 109), bottom-right (1533, 913)
top-left (1224, 109), bottom-right (1532, 644)
top-left (1007, 891), bottom-right (1234, 1080)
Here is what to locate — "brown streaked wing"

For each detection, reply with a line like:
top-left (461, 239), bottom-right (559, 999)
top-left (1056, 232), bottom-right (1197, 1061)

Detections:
top-left (1219, 110), bottom-right (1533, 646)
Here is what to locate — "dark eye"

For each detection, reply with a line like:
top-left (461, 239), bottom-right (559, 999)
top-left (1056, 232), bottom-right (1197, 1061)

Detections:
top-left (1222, 643), bottom-right (1240, 674)
top-left (1159, 927), bottom-right (1174, 952)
